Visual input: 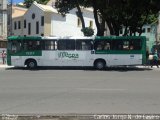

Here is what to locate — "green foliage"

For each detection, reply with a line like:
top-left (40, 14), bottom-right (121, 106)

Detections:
top-left (94, 0), bottom-right (160, 36)
top-left (24, 0), bottom-right (49, 8)
top-left (81, 27), bottom-right (94, 36)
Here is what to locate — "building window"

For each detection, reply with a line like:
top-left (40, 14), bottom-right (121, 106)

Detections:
top-left (36, 21), bottom-right (39, 34)
top-left (24, 20), bottom-right (26, 28)
top-left (147, 28), bottom-right (151, 33)
top-left (77, 18), bottom-right (82, 27)
top-left (0, 41), bottom-right (7, 48)
top-left (89, 20), bottom-right (93, 28)
top-left (41, 16), bottom-right (44, 26)
top-left (18, 21), bottom-right (21, 29)
top-left (28, 23), bottom-right (31, 35)
top-left (142, 28), bottom-right (146, 33)
top-left (32, 13), bottom-right (35, 19)
top-left (14, 21), bottom-right (17, 30)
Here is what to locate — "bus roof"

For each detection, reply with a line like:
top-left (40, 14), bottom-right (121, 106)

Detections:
top-left (42, 36), bottom-right (94, 40)
top-left (95, 36), bottom-right (146, 40)
top-left (7, 36), bottom-right (42, 40)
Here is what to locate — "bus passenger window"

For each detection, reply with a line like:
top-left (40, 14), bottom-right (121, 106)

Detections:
top-left (104, 43), bottom-right (110, 50)
top-left (36, 41), bottom-right (41, 50)
top-left (24, 42), bottom-right (27, 50)
top-left (28, 41), bottom-right (33, 50)
top-left (123, 41), bottom-right (129, 50)
top-left (76, 40), bottom-right (93, 50)
top-left (97, 44), bottom-right (102, 50)
top-left (11, 43), bottom-right (17, 52)
top-left (44, 40), bottom-right (57, 50)
top-left (58, 40), bottom-right (75, 50)
top-left (95, 41), bottom-right (103, 50)
top-left (130, 45), bottom-right (134, 50)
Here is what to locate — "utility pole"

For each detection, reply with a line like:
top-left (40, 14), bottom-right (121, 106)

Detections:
top-left (7, 0), bottom-right (12, 36)
top-left (11, 0), bottom-right (12, 36)
top-left (9, 0), bottom-right (13, 36)
top-left (158, 11), bottom-right (160, 44)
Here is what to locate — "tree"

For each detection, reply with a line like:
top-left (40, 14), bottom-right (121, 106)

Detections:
top-left (55, 0), bottom-right (106, 36)
top-left (55, 0), bottom-right (160, 36)
top-left (98, 0), bottom-right (160, 36)
top-left (24, 0), bottom-right (49, 8)
top-left (81, 27), bottom-right (94, 36)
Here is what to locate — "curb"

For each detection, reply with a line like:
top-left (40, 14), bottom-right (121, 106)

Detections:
top-left (0, 64), bottom-right (13, 68)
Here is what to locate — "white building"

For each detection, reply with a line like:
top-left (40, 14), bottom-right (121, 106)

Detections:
top-left (0, 0), bottom-right (7, 63)
top-left (12, 1), bottom-right (97, 37)
top-left (0, 0), bottom-right (7, 40)
top-left (0, 0), bottom-right (7, 54)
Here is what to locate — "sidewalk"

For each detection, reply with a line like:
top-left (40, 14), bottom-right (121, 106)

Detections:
top-left (0, 64), bottom-right (8, 68)
top-left (0, 63), bottom-right (13, 68)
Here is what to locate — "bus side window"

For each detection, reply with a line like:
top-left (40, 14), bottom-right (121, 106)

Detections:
top-left (82, 40), bottom-right (93, 50)
top-left (36, 41), bottom-right (41, 50)
top-left (66, 40), bottom-right (75, 50)
top-left (112, 40), bottom-right (123, 50)
top-left (104, 42), bottom-right (111, 50)
top-left (28, 41), bottom-right (33, 50)
top-left (24, 42), bottom-right (28, 50)
top-left (76, 40), bottom-right (81, 50)
top-left (97, 44), bottom-right (102, 50)
top-left (123, 41), bottom-right (129, 50)
top-left (94, 41), bottom-right (103, 50)
top-left (11, 43), bottom-right (17, 52)
top-left (58, 40), bottom-right (75, 50)
top-left (133, 39), bottom-right (142, 50)
top-left (76, 40), bottom-right (93, 50)
top-left (43, 40), bottom-right (56, 50)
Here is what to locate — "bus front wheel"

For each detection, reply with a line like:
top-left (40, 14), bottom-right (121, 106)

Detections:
top-left (94, 60), bottom-right (106, 70)
top-left (27, 60), bottom-right (37, 69)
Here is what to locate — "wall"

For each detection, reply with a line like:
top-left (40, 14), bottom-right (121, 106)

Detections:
top-left (0, 0), bottom-right (7, 39)
top-left (12, 16), bottom-right (23, 36)
top-left (23, 4), bottom-right (44, 36)
top-left (44, 12), bottom-right (52, 36)
top-left (141, 24), bottom-right (157, 52)
top-left (51, 8), bottom-right (97, 37)
top-left (11, 6), bottom-right (27, 36)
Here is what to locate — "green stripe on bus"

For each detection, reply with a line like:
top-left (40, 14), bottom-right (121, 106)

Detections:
top-left (95, 50), bottom-right (142, 54)
top-left (9, 50), bottom-right (42, 56)
top-left (7, 36), bottom-right (42, 41)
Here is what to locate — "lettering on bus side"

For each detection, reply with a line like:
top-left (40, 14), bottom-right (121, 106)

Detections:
top-left (58, 52), bottom-right (79, 58)
top-left (25, 52), bottom-right (35, 56)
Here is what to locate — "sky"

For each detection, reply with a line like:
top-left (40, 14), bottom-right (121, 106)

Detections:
top-left (13, 0), bottom-right (24, 4)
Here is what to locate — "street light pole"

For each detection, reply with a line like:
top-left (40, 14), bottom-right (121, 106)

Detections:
top-left (10, 0), bottom-right (13, 36)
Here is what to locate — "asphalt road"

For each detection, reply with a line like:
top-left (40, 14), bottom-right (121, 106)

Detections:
top-left (0, 67), bottom-right (160, 114)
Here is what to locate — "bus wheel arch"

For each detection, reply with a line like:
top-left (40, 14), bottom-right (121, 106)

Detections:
top-left (94, 59), bottom-right (106, 70)
top-left (25, 59), bottom-right (37, 69)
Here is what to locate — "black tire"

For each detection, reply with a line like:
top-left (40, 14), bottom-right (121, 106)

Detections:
top-left (27, 60), bottom-right (37, 69)
top-left (94, 60), bottom-right (106, 70)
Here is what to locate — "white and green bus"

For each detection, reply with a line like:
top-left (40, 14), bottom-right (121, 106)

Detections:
top-left (7, 36), bottom-right (146, 69)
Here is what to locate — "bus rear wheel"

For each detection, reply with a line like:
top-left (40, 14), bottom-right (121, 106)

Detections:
top-left (94, 60), bottom-right (106, 70)
top-left (27, 60), bottom-right (37, 69)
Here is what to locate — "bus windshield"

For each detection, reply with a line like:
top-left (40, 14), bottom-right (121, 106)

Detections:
top-left (8, 40), bottom-right (22, 53)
